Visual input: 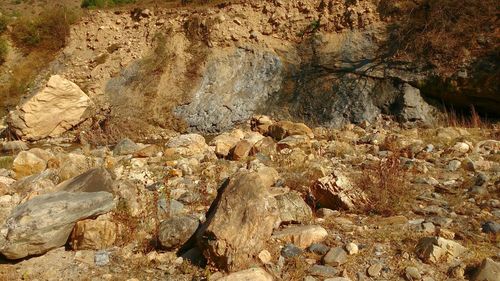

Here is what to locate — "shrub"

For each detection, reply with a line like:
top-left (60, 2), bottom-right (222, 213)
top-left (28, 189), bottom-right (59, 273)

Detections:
top-left (380, 0), bottom-right (497, 75)
top-left (0, 15), bottom-right (9, 34)
top-left (0, 37), bottom-right (7, 64)
top-left (81, 0), bottom-right (135, 8)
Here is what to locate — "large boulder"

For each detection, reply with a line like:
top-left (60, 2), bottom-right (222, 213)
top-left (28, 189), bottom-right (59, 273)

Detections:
top-left (12, 151), bottom-right (47, 179)
top-left (158, 215), bottom-right (199, 249)
top-left (310, 172), bottom-right (369, 211)
top-left (56, 168), bottom-right (114, 194)
top-left (7, 75), bottom-right (92, 140)
top-left (197, 170), bottom-right (280, 271)
top-left (0, 191), bottom-right (114, 259)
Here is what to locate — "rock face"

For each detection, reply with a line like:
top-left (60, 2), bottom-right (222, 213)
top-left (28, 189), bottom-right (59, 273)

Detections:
top-left (0, 191), bottom-right (114, 259)
top-left (197, 171), bottom-right (279, 271)
top-left (310, 172), bottom-right (369, 211)
top-left (175, 49), bottom-right (283, 133)
top-left (7, 75), bottom-right (92, 140)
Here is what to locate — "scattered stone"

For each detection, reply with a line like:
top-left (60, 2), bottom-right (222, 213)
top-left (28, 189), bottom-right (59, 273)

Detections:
top-left (367, 263), bottom-right (383, 277)
top-left (1, 141), bottom-right (28, 153)
top-left (158, 215), bottom-right (199, 249)
top-left (345, 242), bottom-right (359, 255)
top-left (309, 264), bottom-right (338, 278)
top-left (323, 247), bottom-right (348, 266)
top-left (405, 266), bottom-right (421, 281)
top-left (277, 135), bottom-right (311, 150)
top-left (218, 267), bottom-right (273, 281)
top-left (316, 208), bottom-right (337, 218)
top-left (258, 250), bottom-right (272, 264)
top-left (113, 138), bottom-right (139, 156)
top-left (268, 121), bottom-right (314, 141)
top-left (95, 250), bottom-right (110, 266)
top-left (311, 172), bottom-right (368, 211)
top-left (197, 171), bottom-right (279, 271)
top-left (56, 168), bottom-right (114, 193)
top-left (71, 219), bottom-right (117, 250)
top-left (210, 133), bottom-right (240, 158)
top-left (415, 237), bottom-right (467, 263)
top-left (166, 134), bottom-right (210, 160)
top-left (231, 140), bottom-right (252, 160)
top-left (449, 263), bottom-right (466, 279)
top-left (12, 151), bottom-right (47, 179)
top-left (275, 191), bottom-right (313, 224)
top-left (272, 225), bottom-right (328, 249)
top-left (471, 258), bottom-right (500, 281)
top-left (133, 145), bottom-right (161, 158)
top-left (447, 160), bottom-right (462, 172)
top-left (7, 75), bottom-right (93, 140)
top-left (281, 243), bottom-right (303, 258)
top-left (481, 221), bottom-right (500, 234)
top-left (0, 191), bottom-right (114, 259)
top-left (309, 243), bottom-right (330, 256)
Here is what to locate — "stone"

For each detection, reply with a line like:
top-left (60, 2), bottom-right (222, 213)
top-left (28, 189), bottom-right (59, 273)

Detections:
top-left (12, 151), bottom-right (47, 179)
top-left (309, 265), bottom-right (338, 278)
top-left (276, 135), bottom-right (311, 150)
top-left (415, 237), bottom-right (467, 263)
top-left (7, 75), bottom-right (92, 140)
top-left (323, 247), bottom-right (348, 266)
top-left (272, 225), bottom-right (328, 249)
top-left (71, 219), bottom-right (117, 250)
top-left (166, 134), bottom-right (209, 160)
top-left (1, 141), bottom-right (28, 153)
top-left (95, 250), bottom-right (110, 266)
top-left (158, 215), bottom-right (199, 249)
top-left (133, 145), bottom-right (161, 158)
top-left (197, 171), bottom-right (279, 271)
top-left (309, 243), bottom-right (330, 256)
top-left (367, 263), bottom-right (383, 277)
top-left (447, 160), bottom-right (462, 172)
top-left (452, 142), bottom-right (471, 154)
top-left (481, 221), bottom-right (500, 234)
top-left (251, 137), bottom-right (276, 156)
top-left (258, 250), bottom-right (272, 264)
top-left (324, 278), bottom-right (352, 281)
top-left (311, 172), bottom-right (369, 211)
top-left (275, 192), bottom-right (313, 224)
top-left (268, 121), bottom-right (314, 141)
top-left (231, 140), bottom-right (252, 161)
top-left (218, 267), bottom-right (273, 281)
top-left (316, 208), bottom-right (337, 218)
top-left (405, 266), bottom-right (421, 280)
top-left (210, 133), bottom-right (240, 158)
top-left (345, 242), bottom-right (359, 255)
top-left (251, 115), bottom-right (273, 135)
top-left (395, 83), bottom-right (437, 124)
top-left (281, 243), bottom-right (303, 258)
top-left (113, 138), bottom-right (139, 156)
top-left (10, 169), bottom-right (58, 199)
top-left (471, 258), bottom-right (500, 281)
top-left (0, 191), bottom-right (114, 259)
top-left (56, 168), bottom-right (114, 193)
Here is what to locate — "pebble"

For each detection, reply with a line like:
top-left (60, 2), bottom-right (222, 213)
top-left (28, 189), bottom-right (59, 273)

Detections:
top-left (367, 263), bottom-right (383, 277)
top-left (94, 250), bottom-right (110, 266)
top-left (481, 221), bottom-right (500, 234)
top-left (309, 243), bottom-right (330, 256)
top-left (323, 247), bottom-right (348, 266)
top-left (309, 264), bottom-right (338, 278)
top-left (281, 243), bottom-right (303, 258)
top-left (405, 266), bottom-right (421, 280)
top-left (345, 242), bottom-right (359, 255)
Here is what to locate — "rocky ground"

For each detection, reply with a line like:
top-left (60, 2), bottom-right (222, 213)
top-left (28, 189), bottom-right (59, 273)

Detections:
top-left (0, 115), bottom-right (498, 281)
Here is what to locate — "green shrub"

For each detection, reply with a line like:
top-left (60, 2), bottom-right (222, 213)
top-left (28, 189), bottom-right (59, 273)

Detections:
top-left (81, 0), bottom-right (135, 8)
top-left (0, 37), bottom-right (8, 64)
top-left (0, 15), bottom-right (9, 34)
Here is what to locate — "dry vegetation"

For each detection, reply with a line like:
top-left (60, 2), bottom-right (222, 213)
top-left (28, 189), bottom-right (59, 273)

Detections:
top-left (379, 0), bottom-right (498, 75)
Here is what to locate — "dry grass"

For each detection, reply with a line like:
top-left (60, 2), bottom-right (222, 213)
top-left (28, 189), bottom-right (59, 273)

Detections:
top-left (357, 151), bottom-right (412, 216)
top-left (441, 106), bottom-right (493, 129)
top-left (379, 0), bottom-right (498, 76)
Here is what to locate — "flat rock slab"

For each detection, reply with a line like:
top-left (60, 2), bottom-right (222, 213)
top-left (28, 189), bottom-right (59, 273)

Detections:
top-left (272, 225), bottom-right (328, 249)
top-left (0, 191), bottom-right (114, 259)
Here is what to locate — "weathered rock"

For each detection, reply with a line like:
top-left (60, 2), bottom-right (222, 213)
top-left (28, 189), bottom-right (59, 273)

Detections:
top-left (415, 237), bottom-right (467, 263)
top-left (210, 133), bottom-right (241, 158)
top-left (367, 263), bottom-right (383, 277)
top-left (281, 243), bottom-right (303, 258)
top-left (471, 258), bottom-right (500, 281)
top-left (395, 83), bottom-right (437, 124)
top-left (158, 215), bottom-right (199, 249)
top-left (133, 145), bottom-right (161, 158)
top-left (113, 138), bottom-right (139, 156)
top-left (251, 115), bottom-right (273, 135)
top-left (218, 267), bottom-right (274, 281)
top-left (309, 265), bottom-right (338, 278)
top-left (11, 169), bottom-right (58, 199)
top-left (56, 168), bottom-right (114, 193)
top-left (405, 266), bottom-right (421, 281)
top-left (309, 243), bottom-right (330, 256)
top-left (70, 219), bottom-right (117, 250)
top-left (323, 247), bottom-right (348, 266)
top-left (311, 172), bottom-right (369, 211)
top-left (251, 137), bottom-right (276, 156)
top-left (276, 135), bottom-right (311, 150)
top-left (481, 221), bottom-right (500, 234)
top-left (268, 121), bottom-right (314, 141)
top-left (231, 140), bottom-right (252, 161)
top-left (272, 225), bottom-right (328, 249)
top-left (275, 192), bottom-right (312, 224)
top-left (345, 242), bottom-right (359, 255)
top-left (1, 141), bottom-right (28, 153)
top-left (166, 134), bottom-right (210, 160)
top-left (0, 191), bottom-right (114, 259)
top-left (197, 171), bottom-right (279, 271)
top-left (12, 151), bottom-right (47, 179)
top-left (7, 75), bottom-right (92, 140)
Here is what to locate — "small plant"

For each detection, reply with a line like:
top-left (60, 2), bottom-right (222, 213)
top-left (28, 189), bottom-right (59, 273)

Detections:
top-left (81, 0), bottom-right (135, 8)
top-left (0, 15), bottom-right (9, 34)
top-left (0, 37), bottom-right (8, 64)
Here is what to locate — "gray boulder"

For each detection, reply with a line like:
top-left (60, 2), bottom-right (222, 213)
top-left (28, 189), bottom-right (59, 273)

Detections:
top-left (158, 215), bottom-right (199, 249)
top-left (56, 168), bottom-right (114, 193)
top-left (0, 191), bottom-right (114, 259)
top-left (275, 191), bottom-right (313, 224)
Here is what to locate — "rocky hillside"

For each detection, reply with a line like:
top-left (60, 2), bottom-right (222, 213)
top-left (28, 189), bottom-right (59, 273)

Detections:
top-left (0, 1), bottom-right (499, 281)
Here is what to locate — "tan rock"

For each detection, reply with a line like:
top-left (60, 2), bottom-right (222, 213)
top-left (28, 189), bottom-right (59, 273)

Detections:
top-left (7, 75), bottom-right (92, 140)
top-left (12, 151), bottom-right (47, 179)
top-left (210, 133), bottom-right (240, 158)
top-left (166, 134), bottom-right (210, 160)
top-left (218, 267), bottom-right (273, 281)
top-left (276, 135), bottom-right (311, 150)
top-left (71, 219), bottom-right (117, 250)
top-left (310, 172), bottom-right (369, 211)
top-left (268, 121), bottom-right (314, 140)
top-left (472, 258), bottom-right (500, 281)
top-left (197, 171), bottom-right (280, 271)
top-left (251, 137), bottom-right (276, 156)
top-left (231, 140), bottom-right (253, 161)
top-left (415, 237), bottom-right (467, 263)
top-left (272, 225), bottom-right (328, 249)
